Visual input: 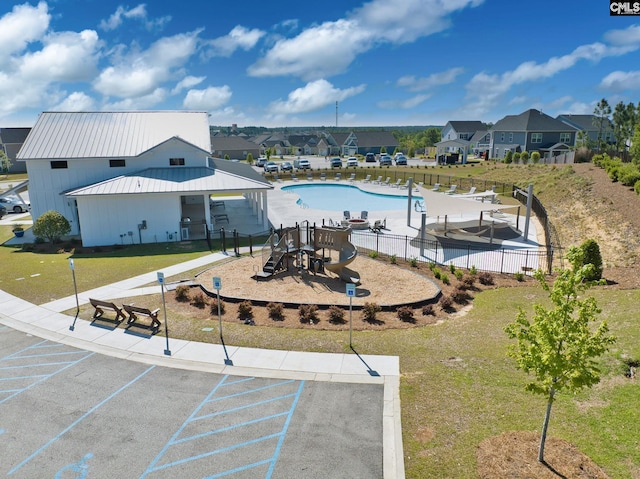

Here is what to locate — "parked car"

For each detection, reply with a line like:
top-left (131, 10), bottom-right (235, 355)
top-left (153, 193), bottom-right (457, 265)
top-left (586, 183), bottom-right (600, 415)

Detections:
top-left (395, 155), bottom-right (408, 166)
top-left (365, 152), bottom-right (376, 162)
top-left (255, 157), bottom-right (267, 167)
top-left (346, 157), bottom-right (358, 167)
top-left (394, 152), bottom-right (405, 159)
top-left (379, 155), bottom-right (393, 166)
top-left (0, 205), bottom-right (6, 219)
top-left (0, 196), bottom-right (30, 213)
top-left (330, 158), bottom-right (343, 168)
top-left (280, 161), bottom-right (293, 172)
top-left (293, 158), bottom-right (311, 170)
top-left (263, 161), bottom-right (279, 173)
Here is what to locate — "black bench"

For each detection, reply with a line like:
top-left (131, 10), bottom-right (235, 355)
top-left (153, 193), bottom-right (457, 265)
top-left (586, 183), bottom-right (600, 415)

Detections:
top-left (210, 200), bottom-right (225, 209)
top-left (213, 214), bottom-right (229, 223)
top-left (123, 304), bottom-right (161, 332)
top-left (89, 298), bottom-right (126, 322)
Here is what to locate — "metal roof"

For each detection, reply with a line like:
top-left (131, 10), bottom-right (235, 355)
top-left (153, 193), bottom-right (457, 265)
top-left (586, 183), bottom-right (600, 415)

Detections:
top-left (17, 111), bottom-right (211, 160)
top-left (65, 166), bottom-right (273, 197)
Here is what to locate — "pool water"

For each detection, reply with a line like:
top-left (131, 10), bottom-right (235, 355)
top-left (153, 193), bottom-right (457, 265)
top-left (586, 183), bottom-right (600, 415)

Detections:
top-left (282, 184), bottom-right (421, 212)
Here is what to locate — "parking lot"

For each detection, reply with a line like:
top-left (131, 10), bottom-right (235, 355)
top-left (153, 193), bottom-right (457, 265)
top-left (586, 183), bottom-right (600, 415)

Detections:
top-left (0, 326), bottom-right (384, 479)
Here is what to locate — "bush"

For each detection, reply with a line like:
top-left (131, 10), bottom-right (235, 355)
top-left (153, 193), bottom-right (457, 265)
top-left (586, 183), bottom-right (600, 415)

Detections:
top-left (238, 300), bottom-right (253, 319)
top-left (396, 306), bottom-right (415, 322)
top-left (531, 151), bottom-right (540, 164)
top-left (32, 210), bottom-right (71, 244)
top-left (389, 254), bottom-right (397, 264)
top-left (580, 238), bottom-right (603, 281)
top-left (440, 273), bottom-right (450, 285)
top-left (521, 151), bottom-right (529, 163)
top-left (266, 302), bottom-right (284, 320)
top-left (421, 304), bottom-right (435, 316)
top-left (175, 285), bottom-right (191, 302)
top-left (210, 298), bottom-right (226, 315)
top-left (299, 304), bottom-right (319, 324)
top-left (433, 267), bottom-right (442, 280)
top-left (449, 263), bottom-right (456, 273)
top-left (514, 271), bottom-right (525, 282)
top-left (454, 270), bottom-right (464, 281)
top-left (409, 256), bottom-right (418, 267)
top-left (439, 295), bottom-right (455, 312)
top-left (451, 286), bottom-right (470, 304)
top-left (478, 271), bottom-right (494, 285)
top-left (469, 265), bottom-right (478, 275)
top-left (461, 274), bottom-right (476, 289)
top-left (368, 251), bottom-right (379, 259)
top-left (327, 305), bottom-right (345, 323)
top-left (190, 292), bottom-right (208, 309)
top-left (362, 302), bottom-right (381, 322)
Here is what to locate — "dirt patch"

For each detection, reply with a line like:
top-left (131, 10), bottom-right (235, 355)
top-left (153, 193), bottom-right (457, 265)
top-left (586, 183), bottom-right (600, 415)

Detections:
top-left (477, 431), bottom-right (610, 479)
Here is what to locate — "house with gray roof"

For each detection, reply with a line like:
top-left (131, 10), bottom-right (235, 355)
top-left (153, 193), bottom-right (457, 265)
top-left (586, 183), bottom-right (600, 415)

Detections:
top-left (0, 127), bottom-right (30, 173)
top-left (556, 114), bottom-right (615, 147)
top-left (18, 111), bottom-right (272, 246)
top-left (490, 109), bottom-right (576, 160)
top-left (209, 135), bottom-right (260, 160)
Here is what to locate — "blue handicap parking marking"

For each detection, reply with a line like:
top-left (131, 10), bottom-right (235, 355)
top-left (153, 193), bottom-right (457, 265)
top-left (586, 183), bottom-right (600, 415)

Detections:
top-left (141, 375), bottom-right (305, 478)
top-left (55, 453), bottom-right (93, 479)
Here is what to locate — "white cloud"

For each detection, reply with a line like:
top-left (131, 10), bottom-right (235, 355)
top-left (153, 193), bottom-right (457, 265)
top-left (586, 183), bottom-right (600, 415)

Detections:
top-left (377, 94), bottom-right (430, 109)
top-left (99, 4), bottom-right (171, 32)
top-left (268, 79), bottom-right (366, 114)
top-left (248, 0), bottom-right (483, 80)
top-left (103, 88), bottom-right (168, 110)
top-left (0, 1), bottom-right (50, 64)
top-left (183, 86), bottom-right (232, 110)
top-left (52, 91), bottom-right (96, 111)
top-left (604, 24), bottom-right (640, 46)
top-left (172, 75), bottom-right (205, 94)
top-left (204, 26), bottom-right (265, 58)
top-left (93, 31), bottom-right (200, 97)
top-left (600, 70), bottom-right (640, 91)
top-left (397, 68), bottom-right (464, 92)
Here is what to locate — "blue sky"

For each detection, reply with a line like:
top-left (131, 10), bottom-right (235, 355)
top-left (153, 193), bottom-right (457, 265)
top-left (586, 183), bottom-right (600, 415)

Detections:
top-left (1, 0), bottom-right (639, 128)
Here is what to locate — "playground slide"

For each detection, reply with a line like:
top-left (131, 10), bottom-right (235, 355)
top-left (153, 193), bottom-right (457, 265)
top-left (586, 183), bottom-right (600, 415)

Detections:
top-left (323, 241), bottom-right (361, 284)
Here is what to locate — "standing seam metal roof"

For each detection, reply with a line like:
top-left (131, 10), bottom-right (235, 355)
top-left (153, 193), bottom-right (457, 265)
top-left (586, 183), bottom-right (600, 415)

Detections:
top-left (17, 111), bottom-right (211, 159)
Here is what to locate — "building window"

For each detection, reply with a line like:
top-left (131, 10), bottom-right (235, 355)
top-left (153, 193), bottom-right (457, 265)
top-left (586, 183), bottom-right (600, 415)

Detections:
top-left (531, 133), bottom-right (543, 143)
top-left (50, 160), bottom-right (68, 169)
top-left (508, 133), bottom-right (513, 143)
top-left (169, 158), bottom-right (185, 166)
top-left (459, 133), bottom-right (468, 140)
top-left (559, 133), bottom-right (571, 144)
top-left (500, 133), bottom-right (505, 142)
top-left (110, 159), bottom-right (126, 167)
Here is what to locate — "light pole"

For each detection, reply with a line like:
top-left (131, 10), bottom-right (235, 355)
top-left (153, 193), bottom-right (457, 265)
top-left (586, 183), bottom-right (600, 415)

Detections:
top-left (68, 258), bottom-right (80, 331)
top-left (157, 272), bottom-right (170, 356)
top-left (346, 283), bottom-right (356, 349)
top-left (213, 277), bottom-right (233, 365)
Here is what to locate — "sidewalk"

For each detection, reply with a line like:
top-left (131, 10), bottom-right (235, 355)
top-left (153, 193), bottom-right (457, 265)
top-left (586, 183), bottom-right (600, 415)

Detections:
top-left (0, 249), bottom-right (405, 478)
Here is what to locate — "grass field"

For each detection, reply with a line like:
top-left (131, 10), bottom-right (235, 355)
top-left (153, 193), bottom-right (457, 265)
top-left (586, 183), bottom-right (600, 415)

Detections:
top-left (1, 163), bottom-right (639, 478)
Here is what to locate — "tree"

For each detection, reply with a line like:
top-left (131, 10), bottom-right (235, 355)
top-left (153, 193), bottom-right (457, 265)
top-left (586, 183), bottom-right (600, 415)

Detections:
top-left (579, 239), bottom-right (603, 281)
top-left (593, 98), bottom-right (612, 152)
top-left (32, 210), bottom-right (71, 244)
top-left (632, 124), bottom-right (640, 165)
top-left (504, 247), bottom-right (615, 463)
top-left (520, 151), bottom-right (529, 163)
top-left (425, 128), bottom-right (441, 147)
top-left (531, 151), bottom-right (541, 164)
top-left (246, 152), bottom-right (254, 164)
top-left (0, 150), bottom-right (11, 174)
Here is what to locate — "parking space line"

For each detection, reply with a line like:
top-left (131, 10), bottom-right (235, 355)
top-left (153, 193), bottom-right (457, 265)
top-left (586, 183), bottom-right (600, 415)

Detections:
top-left (7, 365), bottom-right (155, 476)
top-left (140, 376), bottom-right (305, 478)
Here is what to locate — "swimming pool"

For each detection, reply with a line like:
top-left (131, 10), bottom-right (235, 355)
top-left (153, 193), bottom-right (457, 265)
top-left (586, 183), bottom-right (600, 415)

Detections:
top-left (282, 184), bottom-right (421, 212)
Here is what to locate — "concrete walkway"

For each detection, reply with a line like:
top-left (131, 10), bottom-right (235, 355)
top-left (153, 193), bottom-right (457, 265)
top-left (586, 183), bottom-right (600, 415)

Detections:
top-left (0, 249), bottom-right (405, 478)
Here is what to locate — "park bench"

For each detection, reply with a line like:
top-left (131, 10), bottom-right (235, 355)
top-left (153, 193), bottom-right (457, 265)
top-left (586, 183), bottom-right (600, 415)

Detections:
top-left (123, 304), bottom-right (161, 332)
top-left (213, 213), bottom-right (229, 223)
top-left (89, 298), bottom-right (127, 323)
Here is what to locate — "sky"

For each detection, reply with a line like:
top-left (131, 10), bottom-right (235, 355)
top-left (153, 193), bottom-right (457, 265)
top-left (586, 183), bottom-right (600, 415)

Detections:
top-left (0, 0), bottom-right (639, 129)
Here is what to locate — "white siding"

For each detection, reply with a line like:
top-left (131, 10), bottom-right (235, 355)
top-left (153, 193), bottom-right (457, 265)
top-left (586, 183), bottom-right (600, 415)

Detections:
top-left (76, 194), bottom-right (181, 247)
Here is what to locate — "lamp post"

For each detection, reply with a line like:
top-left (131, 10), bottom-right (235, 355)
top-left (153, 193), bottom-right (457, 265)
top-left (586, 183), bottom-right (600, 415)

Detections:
top-left (157, 272), bottom-right (170, 356)
top-left (346, 283), bottom-right (356, 349)
top-left (68, 258), bottom-right (79, 331)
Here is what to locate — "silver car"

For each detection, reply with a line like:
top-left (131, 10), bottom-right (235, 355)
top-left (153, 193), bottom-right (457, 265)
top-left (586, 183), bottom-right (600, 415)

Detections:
top-left (0, 196), bottom-right (30, 213)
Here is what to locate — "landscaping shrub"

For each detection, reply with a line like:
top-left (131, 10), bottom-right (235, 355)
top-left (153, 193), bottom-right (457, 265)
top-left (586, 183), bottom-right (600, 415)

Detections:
top-left (327, 305), bottom-right (345, 323)
top-left (449, 263), bottom-right (456, 273)
top-left (368, 251), bottom-right (379, 259)
top-left (454, 270), bottom-right (464, 281)
top-left (238, 300), bottom-right (253, 319)
top-left (514, 271), bottom-right (525, 282)
top-left (433, 268), bottom-right (442, 279)
top-left (469, 265), bottom-right (478, 275)
top-left (266, 302), bottom-right (284, 320)
top-left (478, 271), bottom-right (494, 285)
top-left (440, 273), bottom-right (450, 285)
top-left (175, 285), bottom-right (191, 302)
top-left (396, 306), bottom-right (415, 322)
top-left (580, 238), bottom-right (603, 281)
top-left (409, 256), bottom-right (418, 267)
top-left (439, 295), bottom-right (455, 312)
top-left (298, 304), bottom-right (319, 324)
top-left (209, 298), bottom-right (226, 315)
top-left (461, 274), bottom-right (476, 289)
top-left (451, 286), bottom-right (470, 304)
top-left (362, 302), bottom-right (381, 322)
top-left (190, 292), bottom-right (208, 309)
top-left (389, 254), bottom-right (397, 264)
top-left (421, 304), bottom-right (435, 316)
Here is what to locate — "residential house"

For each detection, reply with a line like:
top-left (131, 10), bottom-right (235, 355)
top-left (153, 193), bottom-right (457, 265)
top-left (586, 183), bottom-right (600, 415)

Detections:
top-left (0, 127), bottom-right (30, 173)
top-left (327, 130), bottom-right (398, 157)
top-left (18, 111), bottom-right (272, 247)
top-left (441, 121), bottom-right (486, 143)
top-left (287, 135), bottom-right (319, 156)
top-left (210, 135), bottom-right (260, 160)
top-left (490, 109), bottom-right (576, 160)
top-left (470, 130), bottom-right (491, 158)
top-left (556, 114), bottom-right (615, 147)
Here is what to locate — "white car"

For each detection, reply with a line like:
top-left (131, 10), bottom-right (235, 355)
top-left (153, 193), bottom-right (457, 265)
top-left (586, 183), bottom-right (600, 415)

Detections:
top-left (346, 157), bottom-right (358, 167)
top-left (0, 196), bottom-right (30, 213)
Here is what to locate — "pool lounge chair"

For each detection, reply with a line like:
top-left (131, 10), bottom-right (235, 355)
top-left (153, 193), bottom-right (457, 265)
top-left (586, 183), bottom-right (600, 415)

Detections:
top-left (369, 219), bottom-right (383, 233)
top-left (291, 174), bottom-right (299, 182)
top-left (307, 173), bottom-right (313, 181)
top-left (382, 177), bottom-right (391, 186)
top-left (432, 183), bottom-right (440, 192)
top-left (414, 181), bottom-right (423, 192)
top-left (362, 174), bottom-right (371, 183)
top-left (399, 179), bottom-right (411, 190)
top-left (320, 173), bottom-right (327, 181)
top-left (348, 173), bottom-right (356, 183)
top-left (445, 184), bottom-right (457, 194)
top-left (335, 172), bottom-right (342, 181)
top-left (360, 211), bottom-right (368, 220)
top-left (373, 175), bottom-right (383, 184)
top-left (463, 186), bottom-right (476, 195)
top-left (343, 210), bottom-right (351, 220)
top-left (390, 179), bottom-right (402, 188)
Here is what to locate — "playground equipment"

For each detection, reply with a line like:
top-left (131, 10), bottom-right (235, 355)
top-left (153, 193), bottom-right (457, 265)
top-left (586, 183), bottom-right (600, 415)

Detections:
top-left (257, 223), bottom-right (360, 284)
